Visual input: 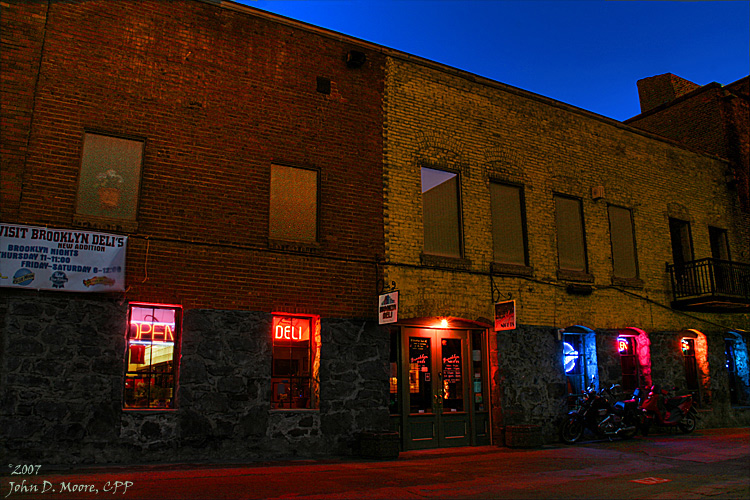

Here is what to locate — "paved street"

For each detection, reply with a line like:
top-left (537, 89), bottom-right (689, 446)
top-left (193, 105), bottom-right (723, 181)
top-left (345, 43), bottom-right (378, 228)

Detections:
top-left (2, 427), bottom-right (748, 499)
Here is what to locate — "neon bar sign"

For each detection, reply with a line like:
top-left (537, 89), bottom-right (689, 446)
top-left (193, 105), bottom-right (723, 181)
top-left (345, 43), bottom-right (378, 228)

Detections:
top-left (617, 337), bottom-right (629, 354)
top-left (129, 320), bottom-right (175, 343)
top-left (273, 316), bottom-right (310, 343)
top-left (681, 338), bottom-right (690, 354)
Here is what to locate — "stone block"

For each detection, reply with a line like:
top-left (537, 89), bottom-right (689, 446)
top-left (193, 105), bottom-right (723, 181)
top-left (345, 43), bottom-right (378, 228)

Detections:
top-left (358, 431), bottom-right (400, 459)
top-left (504, 425), bottom-right (543, 448)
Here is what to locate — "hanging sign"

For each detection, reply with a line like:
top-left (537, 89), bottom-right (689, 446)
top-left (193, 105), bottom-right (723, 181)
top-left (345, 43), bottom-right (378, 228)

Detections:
top-left (378, 291), bottom-right (398, 325)
top-left (494, 300), bottom-right (516, 331)
top-left (0, 224), bottom-right (126, 292)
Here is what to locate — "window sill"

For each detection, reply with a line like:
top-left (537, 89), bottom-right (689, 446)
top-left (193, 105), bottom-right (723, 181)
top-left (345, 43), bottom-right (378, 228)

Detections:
top-left (491, 262), bottom-right (533, 277)
top-left (268, 239), bottom-right (321, 254)
top-left (557, 270), bottom-right (594, 283)
top-left (612, 276), bottom-right (644, 289)
top-left (420, 253), bottom-right (472, 270)
top-left (73, 214), bottom-right (137, 233)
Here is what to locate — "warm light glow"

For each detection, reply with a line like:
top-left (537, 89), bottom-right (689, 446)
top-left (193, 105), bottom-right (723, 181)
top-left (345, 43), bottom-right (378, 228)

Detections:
top-left (617, 338), bottom-right (629, 354)
top-left (272, 316), bottom-right (310, 343)
top-left (681, 338), bottom-right (690, 354)
top-left (441, 319), bottom-right (449, 328)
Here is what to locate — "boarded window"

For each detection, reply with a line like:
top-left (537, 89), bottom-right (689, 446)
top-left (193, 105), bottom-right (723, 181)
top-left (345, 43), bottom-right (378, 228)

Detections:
top-left (490, 183), bottom-right (527, 266)
top-left (76, 133), bottom-right (144, 221)
top-left (555, 195), bottom-right (587, 272)
top-left (269, 165), bottom-right (318, 243)
top-left (608, 205), bottom-right (638, 279)
top-left (421, 167), bottom-right (461, 257)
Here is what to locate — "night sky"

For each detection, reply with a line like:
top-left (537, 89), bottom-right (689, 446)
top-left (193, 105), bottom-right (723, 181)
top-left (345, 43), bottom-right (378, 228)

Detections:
top-left (237, 0), bottom-right (749, 121)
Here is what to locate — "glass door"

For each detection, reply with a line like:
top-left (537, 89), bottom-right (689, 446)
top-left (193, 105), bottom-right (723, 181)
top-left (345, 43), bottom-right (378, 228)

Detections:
top-left (402, 328), bottom-right (471, 449)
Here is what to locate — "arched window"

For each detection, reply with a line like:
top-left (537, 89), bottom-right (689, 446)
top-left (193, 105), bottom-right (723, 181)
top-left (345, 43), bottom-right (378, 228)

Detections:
top-left (725, 332), bottom-right (750, 406)
top-left (679, 329), bottom-right (710, 406)
top-left (617, 328), bottom-right (652, 392)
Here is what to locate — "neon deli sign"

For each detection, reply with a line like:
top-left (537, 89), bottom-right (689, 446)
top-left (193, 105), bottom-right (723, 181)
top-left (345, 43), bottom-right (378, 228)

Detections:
top-left (273, 316), bottom-right (310, 343)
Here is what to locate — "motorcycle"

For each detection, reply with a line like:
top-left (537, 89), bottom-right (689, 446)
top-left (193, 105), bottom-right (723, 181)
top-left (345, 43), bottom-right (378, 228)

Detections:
top-left (639, 385), bottom-right (698, 435)
top-left (559, 383), bottom-right (640, 444)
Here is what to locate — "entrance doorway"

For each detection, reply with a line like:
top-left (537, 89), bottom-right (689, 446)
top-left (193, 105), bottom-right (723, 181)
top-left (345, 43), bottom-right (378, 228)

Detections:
top-left (392, 326), bottom-right (490, 450)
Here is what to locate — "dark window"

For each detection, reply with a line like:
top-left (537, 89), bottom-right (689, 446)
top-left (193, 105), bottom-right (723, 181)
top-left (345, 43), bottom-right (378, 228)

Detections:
top-left (389, 331), bottom-right (400, 415)
top-left (269, 165), bottom-right (318, 243)
top-left (669, 218), bottom-right (694, 267)
top-left (709, 226), bottom-right (730, 261)
top-left (271, 315), bottom-right (318, 409)
top-left (555, 195), bottom-right (587, 272)
top-left (76, 132), bottom-right (144, 222)
top-left (124, 304), bottom-right (181, 409)
top-left (608, 205), bottom-right (638, 279)
top-left (421, 167), bottom-right (461, 257)
top-left (490, 182), bottom-right (528, 266)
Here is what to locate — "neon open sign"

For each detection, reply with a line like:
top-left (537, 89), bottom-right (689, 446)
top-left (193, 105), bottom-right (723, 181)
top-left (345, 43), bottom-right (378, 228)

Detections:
top-left (272, 316), bottom-right (310, 343)
top-left (129, 321), bottom-right (175, 342)
top-left (617, 337), bottom-right (630, 354)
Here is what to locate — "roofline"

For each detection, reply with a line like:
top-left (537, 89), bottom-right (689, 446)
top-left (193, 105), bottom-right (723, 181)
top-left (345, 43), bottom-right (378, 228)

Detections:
top-left (198, 0), bottom-right (732, 165)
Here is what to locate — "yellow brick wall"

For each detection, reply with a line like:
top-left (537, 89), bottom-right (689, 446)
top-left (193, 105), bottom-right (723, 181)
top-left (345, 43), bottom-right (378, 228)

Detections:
top-left (383, 56), bottom-right (750, 334)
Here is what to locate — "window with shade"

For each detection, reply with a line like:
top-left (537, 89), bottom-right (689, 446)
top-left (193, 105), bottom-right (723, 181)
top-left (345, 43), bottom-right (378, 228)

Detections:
top-left (421, 167), bottom-right (462, 257)
top-left (490, 182), bottom-right (528, 266)
top-left (269, 165), bottom-right (318, 243)
top-left (554, 195), bottom-right (588, 273)
top-left (608, 205), bottom-right (639, 279)
top-left (124, 304), bottom-right (181, 409)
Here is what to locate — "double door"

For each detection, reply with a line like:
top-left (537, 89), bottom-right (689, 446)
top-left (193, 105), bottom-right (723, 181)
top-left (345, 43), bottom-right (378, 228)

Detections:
top-left (402, 328), bottom-right (472, 449)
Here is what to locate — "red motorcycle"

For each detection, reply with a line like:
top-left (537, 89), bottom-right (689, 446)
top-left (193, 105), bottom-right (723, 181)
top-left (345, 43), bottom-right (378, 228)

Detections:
top-left (639, 385), bottom-right (698, 435)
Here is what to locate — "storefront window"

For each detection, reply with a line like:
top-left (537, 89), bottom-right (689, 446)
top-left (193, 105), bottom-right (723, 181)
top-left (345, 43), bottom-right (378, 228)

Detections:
top-left (272, 315), bottom-right (318, 409)
top-left (563, 334), bottom-right (585, 395)
top-left (124, 304), bottom-right (181, 409)
top-left (471, 331), bottom-right (485, 412)
top-left (389, 331), bottom-right (400, 415)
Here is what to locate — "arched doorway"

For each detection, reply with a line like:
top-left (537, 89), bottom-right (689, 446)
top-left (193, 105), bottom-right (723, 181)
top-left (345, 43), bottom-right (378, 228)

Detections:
top-left (560, 325), bottom-right (598, 404)
top-left (679, 329), bottom-right (710, 405)
top-left (616, 328), bottom-right (652, 392)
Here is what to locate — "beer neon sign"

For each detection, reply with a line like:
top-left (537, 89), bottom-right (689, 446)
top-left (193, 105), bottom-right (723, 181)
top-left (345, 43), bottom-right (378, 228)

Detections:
top-left (272, 316), bottom-right (310, 343)
top-left (617, 337), bottom-right (629, 354)
top-left (681, 338), bottom-right (690, 354)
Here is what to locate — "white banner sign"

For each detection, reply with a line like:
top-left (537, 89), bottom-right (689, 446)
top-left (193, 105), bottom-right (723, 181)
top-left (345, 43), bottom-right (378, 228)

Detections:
top-left (495, 300), bottom-right (516, 331)
top-left (0, 224), bottom-right (126, 292)
top-left (378, 291), bottom-right (398, 325)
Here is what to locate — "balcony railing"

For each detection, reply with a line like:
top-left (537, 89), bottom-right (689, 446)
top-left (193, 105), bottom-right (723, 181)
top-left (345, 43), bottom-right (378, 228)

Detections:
top-left (667, 258), bottom-right (750, 311)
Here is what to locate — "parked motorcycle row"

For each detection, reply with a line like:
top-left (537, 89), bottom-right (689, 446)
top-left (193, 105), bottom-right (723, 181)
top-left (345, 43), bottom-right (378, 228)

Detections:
top-left (559, 382), bottom-right (699, 444)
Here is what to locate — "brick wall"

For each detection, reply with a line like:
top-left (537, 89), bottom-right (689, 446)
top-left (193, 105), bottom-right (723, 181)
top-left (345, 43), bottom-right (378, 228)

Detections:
top-left (383, 56), bottom-right (748, 332)
top-left (2, 0), bottom-right (385, 318)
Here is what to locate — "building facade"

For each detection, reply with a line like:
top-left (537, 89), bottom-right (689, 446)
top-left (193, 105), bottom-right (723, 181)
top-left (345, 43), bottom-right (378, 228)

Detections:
top-left (381, 56), bottom-right (750, 447)
top-left (1, 0), bottom-right (389, 464)
top-left (1, 0), bottom-right (749, 465)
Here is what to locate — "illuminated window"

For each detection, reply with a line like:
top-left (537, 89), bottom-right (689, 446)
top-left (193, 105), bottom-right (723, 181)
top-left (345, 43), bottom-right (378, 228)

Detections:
top-left (421, 167), bottom-right (462, 257)
top-left (490, 182), bottom-right (528, 266)
top-left (124, 304), bottom-right (181, 409)
top-left (608, 205), bottom-right (638, 279)
top-left (681, 338), bottom-right (699, 392)
top-left (563, 334), bottom-right (584, 393)
top-left (554, 195), bottom-right (587, 273)
top-left (76, 132), bottom-right (144, 223)
top-left (269, 165), bottom-right (318, 243)
top-left (617, 336), bottom-right (640, 391)
top-left (272, 315), bottom-right (318, 409)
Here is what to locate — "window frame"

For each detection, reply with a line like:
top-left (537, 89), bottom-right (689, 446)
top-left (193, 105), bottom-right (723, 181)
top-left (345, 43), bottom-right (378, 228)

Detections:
top-left (607, 204), bottom-right (640, 280)
top-left (271, 314), bottom-right (319, 410)
top-left (123, 303), bottom-right (182, 411)
top-left (420, 166), bottom-right (464, 259)
top-left (74, 131), bottom-right (145, 232)
top-left (553, 194), bottom-right (589, 275)
top-left (489, 180), bottom-right (529, 267)
top-left (709, 226), bottom-right (730, 261)
top-left (268, 163), bottom-right (321, 246)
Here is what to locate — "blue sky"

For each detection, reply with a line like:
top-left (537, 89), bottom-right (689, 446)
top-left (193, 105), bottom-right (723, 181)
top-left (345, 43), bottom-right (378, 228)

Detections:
top-left (235, 0), bottom-right (749, 121)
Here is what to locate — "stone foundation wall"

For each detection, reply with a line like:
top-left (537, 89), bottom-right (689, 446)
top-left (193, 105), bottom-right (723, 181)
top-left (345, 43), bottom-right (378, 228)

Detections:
top-left (0, 294), bottom-right (390, 465)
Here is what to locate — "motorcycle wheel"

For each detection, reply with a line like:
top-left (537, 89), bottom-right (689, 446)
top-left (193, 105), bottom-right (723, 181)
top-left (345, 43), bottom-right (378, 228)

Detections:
top-left (679, 414), bottom-right (696, 433)
top-left (560, 416), bottom-right (584, 444)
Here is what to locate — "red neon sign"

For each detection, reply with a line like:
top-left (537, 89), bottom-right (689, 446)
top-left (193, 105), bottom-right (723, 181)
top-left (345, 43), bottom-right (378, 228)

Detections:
top-left (129, 321), bottom-right (175, 342)
top-left (272, 316), bottom-right (310, 343)
top-left (617, 338), bottom-right (629, 354)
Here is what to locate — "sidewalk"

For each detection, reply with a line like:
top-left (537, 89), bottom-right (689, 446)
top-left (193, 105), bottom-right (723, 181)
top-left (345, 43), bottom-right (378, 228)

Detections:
top-left (2, 427), bottom-right (748, 499)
